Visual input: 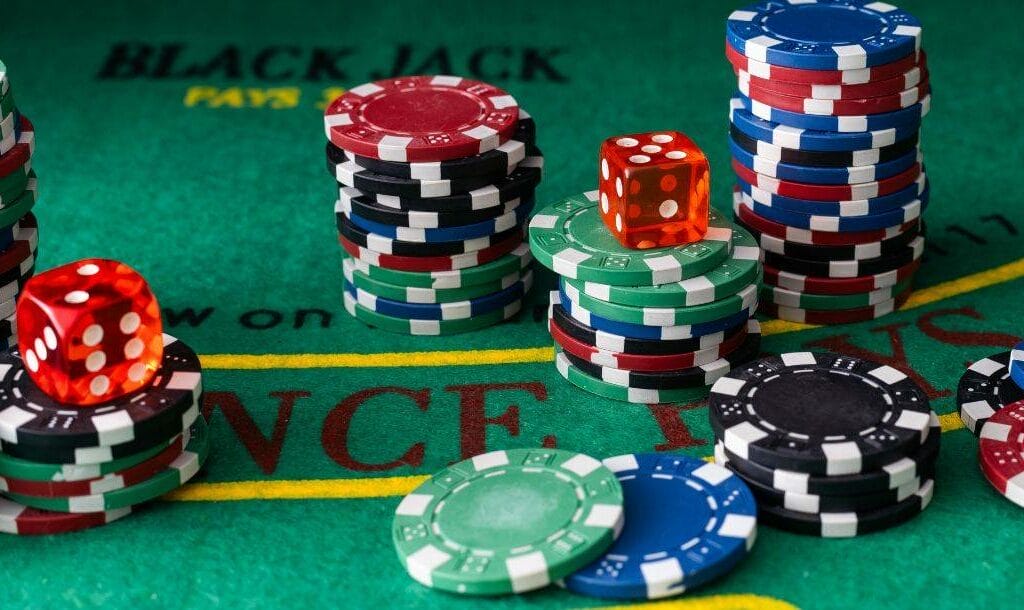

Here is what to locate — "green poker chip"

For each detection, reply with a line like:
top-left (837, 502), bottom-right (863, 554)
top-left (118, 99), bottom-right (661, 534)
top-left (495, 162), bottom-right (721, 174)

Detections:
top-left (563, 278), bottom-right (760, 327)
top-left (0, 165), bottom-right (29, 205)
top-left (554, 349), bottom-right (711, 404)
top-left (563, 223), bottom-right (762, 308)
top-left (760, 278), bottom-right (914, 311)
top-left (343, 257), bottom-right (530, 304)
top-left (341, 241), bottom-right (533, 290)
top-left (0, 87), bottom-right (15, 117)
top-left (392, 447), bottom-right (624, 595)
top-left (529, 191), bottom-right (733, 287)
top-left (343, 291), bottom-right (522, 335)
top-left (0, 172), bottom-right (36, 226)
top-left (4, 417), bottom-right (209, 513)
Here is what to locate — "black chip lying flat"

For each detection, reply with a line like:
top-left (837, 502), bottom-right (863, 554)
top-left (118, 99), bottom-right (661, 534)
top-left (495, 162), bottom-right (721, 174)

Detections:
top-left (729, 125), bottom-right (920, 168)
top-left (760, 236), bottom-right (924, 278)
top-left (337, 214), bottom-right (524, 257)
top-left (708, 352), bottom-right (935, 476)
top-left (739, 217), bottom-right (924, 262)
top-left (957, 350), bottom-right (1024, 436)
top-left (338, 186), bottom-right (530, 229)
top-left (0, 335), bottom-right (203, 464)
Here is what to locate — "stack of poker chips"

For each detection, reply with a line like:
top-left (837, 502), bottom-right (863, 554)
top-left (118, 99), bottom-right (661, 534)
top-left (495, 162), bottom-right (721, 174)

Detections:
top-left (0, 60), bottom-right (39, 348)
top-left (323, 75), bottom-right (540, 335)
top-left (725, 1), bottom-right (930, 325)
top-left (393, 448), bottom-right (757, 599)
top-left (0, 333), bottom-right (208, 536)
top-left (711, 352), bottom-right (938, 538)
top-left (956, 344), bottom-right (1024, 510)
top-left (529, 191), bottom-right (763, 404)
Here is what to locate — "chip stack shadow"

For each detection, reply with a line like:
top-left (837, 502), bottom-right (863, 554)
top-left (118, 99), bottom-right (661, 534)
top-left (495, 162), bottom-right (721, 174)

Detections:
top-left (725, 1), bottom-right (931, 325)
top-left (323, 75), bottom-right (540, 335)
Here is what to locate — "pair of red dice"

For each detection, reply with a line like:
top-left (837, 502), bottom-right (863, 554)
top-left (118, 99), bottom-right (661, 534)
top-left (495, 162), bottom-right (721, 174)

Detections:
top-left (597, 131), bottom-right (710, 250)
top-left (16, 259), bottom-right (164, 407)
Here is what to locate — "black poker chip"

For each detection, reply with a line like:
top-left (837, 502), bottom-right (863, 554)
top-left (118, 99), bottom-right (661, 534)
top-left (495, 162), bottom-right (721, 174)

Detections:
top-left (335, 111), bottom-right (537, 180)
top-left (729, 125), bottom-right (920, 169)
top-left (351, 153), bottom-right (543, 212)
top-left (339, 186), bottom-right (531, 229)
top-left (738, 216), bottom-right (924, 262)
top-left (708, 352), bottom-right (935, 476)
top-left (337, 213), bottom-right (524, 257)
top-left (957, 350), bottom-right (1024, 436)
top-left (561, 326), bottom-right (762, 390)
top-left (328, 154), bottom-right (508, 199)
top-left (760, 236), bottom-right (925, 278)
top-left (550, 303), bottom-right (749, 356)
top-left (0, 335), bottom-right (203, 464)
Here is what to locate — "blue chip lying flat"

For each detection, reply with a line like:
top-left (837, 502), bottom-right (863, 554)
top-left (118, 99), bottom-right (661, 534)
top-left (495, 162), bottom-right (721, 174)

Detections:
top-left (726, 1), bottom-right (922, 71)
top-left (343, 270), bottom-right (532, 320)
top-left (735, 189), bottom-right (926, 232)
top-left (736, 172), bottom-right (927, 217)
top-left (735, 91), bottom-right (929, 133)
top-left (1009, 341), bottom-right (1024, 392)
top-left (563, 453), bottom-right (757, 600)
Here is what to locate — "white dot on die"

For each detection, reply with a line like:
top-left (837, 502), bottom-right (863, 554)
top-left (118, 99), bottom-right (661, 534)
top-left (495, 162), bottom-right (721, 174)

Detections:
top-left (124, 338), bottom-right (144, 359)
top-left (83, 325), bottom-right (104, 346)
top-left (629, 155), bottom-right (651, 164)
top-left (615, 137), bottom-right (639, 148)
top-left (77, 263), bottom-right (100, 276)
top-left (641, 145), bottom-right (661, 154)
top-left (43, 327), bottom-right (57, 350)
top-left (90, 375), bottom-right (110, 397)
top-left (65, 291), bottom-right (90, 304)
top-left (120, 312), bottom-right (141, 334)
top-left (615, 178), bottom-right (623, 198)
top-left (660, 200), bottom-right (679, 218)
top-left (601, 158), bottom-right (609, 180)
top-left (86, 351), bottom-right (106, 372)
top-left (34, 338), bottom-right (46, 360)
top-left (24, 349), bottom-right (38, 372)
top-left (666, 150), bottom-right (686, 160)
top-left (600, 192), bottom-right (610, 213)
top-left (615, 214), bottom-right (623, 232)
top-left (652, 134), bottom-right (674, 144)
top-left (127, 362), bottom-right (147, 382)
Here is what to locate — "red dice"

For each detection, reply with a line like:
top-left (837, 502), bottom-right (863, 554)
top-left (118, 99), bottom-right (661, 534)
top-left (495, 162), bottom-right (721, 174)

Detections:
top-left (16, 259), bottom-right (164, 406)
top-left (597, 131), bottom-right (710, 249)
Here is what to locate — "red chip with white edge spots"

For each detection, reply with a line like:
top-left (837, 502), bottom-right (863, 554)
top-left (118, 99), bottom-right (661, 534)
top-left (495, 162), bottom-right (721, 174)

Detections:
top-left (978, 399), bottom-right (1024, 509)
top-left (16, 258), bottom-right (163, 406)
top-left (324, 75), bottom-right (520, 163)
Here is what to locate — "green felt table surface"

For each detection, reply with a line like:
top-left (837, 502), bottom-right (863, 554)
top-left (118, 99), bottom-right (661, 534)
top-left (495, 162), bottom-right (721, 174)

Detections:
top-left (3, 0), bottom-right (1024, 608)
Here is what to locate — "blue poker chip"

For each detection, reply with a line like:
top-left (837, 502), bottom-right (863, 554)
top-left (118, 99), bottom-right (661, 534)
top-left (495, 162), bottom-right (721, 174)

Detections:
top-left (730, 99), bottom-right (923, 152)
top-left (737, 174), bottom-right (929, 217)
top-left (1010, 342), bottom-right (1024, 391)
top-left (559, 287), bottom-right (753, 340)
top-left (735, 189), bottom-right (927, 232)
top-left (341, 198), bottom-right (533, 243)
top-left (729, 137), bottom-right (920, 185)
top-left (343, 270), bottom-right (532, 320)
top-left (735, 91), bottom-right (929, 133)
top-left (726, 1), bottom-right (921, 71)
top-left (563, 453), bottom-right (757, 600)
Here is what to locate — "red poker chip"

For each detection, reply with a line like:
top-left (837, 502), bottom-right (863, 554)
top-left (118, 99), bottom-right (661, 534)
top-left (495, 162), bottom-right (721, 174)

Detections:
top-left (724, 42), bottom-right (925, 86)
top-left (550, 315), bottom-right (751, 372)
top-left (740, 78), bottom-right (931, 117)
top-left (760, 289), bottom-right (911, 325)
top-left (735, 62), bottom-right (929, 101)
top-left (762, 259), bottom-right (921, 296)
top-left (338, 231), bottom-right (523, 272)
top-left (732, 159), bottom-right (922, 201)
top-left (733, 197), bottom-right (920, 246)
top-left (324, 76), bottom-right (520, 163)
top-left (978, 400), bottom-right (1024, 509)
top-left (0, 212), bottom-right (37, 276)
top-left (0, 497), bottom-right (131, 535)
top-left (0, 431), bottom-right (188, 498)
top-left (0, 116), bottom-right (33, 179)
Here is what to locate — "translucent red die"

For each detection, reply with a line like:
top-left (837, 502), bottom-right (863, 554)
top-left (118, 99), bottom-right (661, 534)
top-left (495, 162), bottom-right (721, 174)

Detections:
top-left (597, 131), bottom-right (710, 249)
top-left (16, 259), bottom-right (164, 406)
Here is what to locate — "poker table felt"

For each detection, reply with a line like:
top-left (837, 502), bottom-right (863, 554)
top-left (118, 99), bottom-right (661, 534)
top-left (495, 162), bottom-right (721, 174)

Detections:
top-left (3, 0), bottom-right (1024, 608)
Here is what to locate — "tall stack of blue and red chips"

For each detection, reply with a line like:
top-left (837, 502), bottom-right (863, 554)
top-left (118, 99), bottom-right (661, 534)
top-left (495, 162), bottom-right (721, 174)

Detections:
top-left (0, 259), bottom-right (208, 535)
top-left (957, 345), bottom-right (1024, 509)
top-left (0, 59), bottom-right (40, 347)
top-left (323, 76), bottom-right (541, 335)
top-left (725, 1), bottom-right (930, 324)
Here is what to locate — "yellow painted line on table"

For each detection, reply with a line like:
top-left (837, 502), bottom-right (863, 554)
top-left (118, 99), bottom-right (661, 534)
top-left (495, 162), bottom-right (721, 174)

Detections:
top-left (199, 256), bottom-right (1024, 370)
top-left (575, 595), bottom-right (799, 610)
top-left (169, 411), bottom-right (964, 503)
